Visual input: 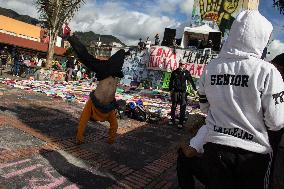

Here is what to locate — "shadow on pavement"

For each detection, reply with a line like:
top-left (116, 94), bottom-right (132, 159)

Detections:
top-left (39, 149), bottom-right (115, 189)
top-left (1, 102), bottom-right (190, 188)
top-left (2, 100), bottom-right (284, 189)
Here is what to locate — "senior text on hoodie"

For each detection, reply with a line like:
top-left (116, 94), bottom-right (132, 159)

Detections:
top-left (198, 10), bottom-right (284, 154)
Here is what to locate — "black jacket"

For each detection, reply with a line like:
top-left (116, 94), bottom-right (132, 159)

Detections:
top-left (169, 68), bottom-right (196, 92)
top-left (67, 35), bottom-right (107, 72)
top-left (66, 58), bottom-right (75, 69)
top-left (67, 35), bottom-right (125, 81)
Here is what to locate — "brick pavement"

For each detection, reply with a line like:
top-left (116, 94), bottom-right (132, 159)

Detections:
top-left (1, 81), bottom-right (283, 189)
top-left (0, 83), bottom-right (193, 189)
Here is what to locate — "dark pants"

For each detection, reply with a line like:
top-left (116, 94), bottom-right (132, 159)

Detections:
top-left (171, 92), bottom-right (187, 124)
top-left (65, 68), bottom-right (73, 81)
top-left (268, 128), bottom-right (284, 189)
top-left (177, 143), bottom-right (272, 189)
top-left (177, 148), bottom-right (208, 189)
top-left (26, 66), bottom-right (34, 76)
top-left (13, 62), bottom-right (20, 75)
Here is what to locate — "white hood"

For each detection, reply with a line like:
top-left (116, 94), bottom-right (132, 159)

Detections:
top-left (198, 10), bottom-right (284, 154)
top-left (220, 10), bottom-right (273, 59)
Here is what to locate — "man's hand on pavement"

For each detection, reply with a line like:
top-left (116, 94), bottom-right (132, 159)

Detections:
top-left (76, 135), bottom-right (84, 145)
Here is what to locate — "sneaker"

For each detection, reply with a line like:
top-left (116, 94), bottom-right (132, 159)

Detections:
top-left (177, 124), bottom-right (183, 129)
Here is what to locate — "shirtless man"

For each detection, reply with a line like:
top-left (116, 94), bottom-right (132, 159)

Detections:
top-left (63, 24), bottom-right (126, 144)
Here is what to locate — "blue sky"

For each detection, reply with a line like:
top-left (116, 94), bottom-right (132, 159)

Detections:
top-left (259, 0), bottom-right (284, 42)
top-left (0, 0), bottom-right (283, 58)
top-left (95, 0), bottom-right (284, 42)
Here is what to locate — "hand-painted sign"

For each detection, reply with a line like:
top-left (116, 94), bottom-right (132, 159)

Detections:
top-left (117, 46), bottom-right (217, 88)
top-left (191, 0), bottom-right (257, 37)
top-left (148, 46), bottom-right (217, 78)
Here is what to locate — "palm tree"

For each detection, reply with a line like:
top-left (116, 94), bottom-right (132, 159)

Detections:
top-left (35, 0), bottom-right (85, 68)
top-left (273, 0), bottom-right (284, 15)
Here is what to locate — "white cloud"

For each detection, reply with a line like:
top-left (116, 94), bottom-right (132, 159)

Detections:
top-left (179, 0), bottom-right (194, 16)
top-left (155, 0), bottom-right (194, 16)
top-left (266, 40), bottom-right (284, 61)
top-left (157, 0), bottom-right (180, 14)
top-left (0, 0), bottom-right (184, 45)
top-left (70, 1), bottom-right (181, 45)
top-left (0, 0), bottom-right (39, 18)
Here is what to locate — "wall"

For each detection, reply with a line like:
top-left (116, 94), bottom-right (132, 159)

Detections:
top-left (148, 46), bottom-right (217, 78)
top-left (121, 50), bottom-right (163, 88)
top-left (191, 0), bottom-right (259, 37)
top-left (0, 15), bottom-right (41, 41)
top-left (56, 36), bottom-right (62, 47)
top-left (119, 46), bottom-right (218, 89)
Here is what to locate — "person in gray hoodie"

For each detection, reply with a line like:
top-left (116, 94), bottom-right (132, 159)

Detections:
top-left (196, 10), bottom-right (284, 189)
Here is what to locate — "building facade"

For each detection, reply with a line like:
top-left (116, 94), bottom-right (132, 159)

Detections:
top-left (0, 15), bottom-right (65, 55)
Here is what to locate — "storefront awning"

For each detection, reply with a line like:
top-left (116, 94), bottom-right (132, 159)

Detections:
top-left (0, 32), bottom-right (66, 55)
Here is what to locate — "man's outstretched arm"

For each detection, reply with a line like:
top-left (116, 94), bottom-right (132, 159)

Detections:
top-left (67, 35), bottom-right (106, 72)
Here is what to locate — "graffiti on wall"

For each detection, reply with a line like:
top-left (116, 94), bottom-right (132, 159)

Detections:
top-left (191, 0), bottom-right (247, 36)
top-left (121, 50), bottom-right (163, 88)
top-left (148, 46), bottom-right (217, 78)
top-left (119, 46), bottom-right (217, 89)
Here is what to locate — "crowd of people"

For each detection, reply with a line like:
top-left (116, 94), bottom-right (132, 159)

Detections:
top-left (0, 46), bottom-right (47, 77)
top-left (0, 9), bottom-right (283, 189)
top-left (63, 56), bottom-right (92, 82)
top-left (62, 10), bottom-right (284, 189)
top-left (0, 46), bottom-right (93, 81)
top-left (137, 34), bottom-right (160, 51)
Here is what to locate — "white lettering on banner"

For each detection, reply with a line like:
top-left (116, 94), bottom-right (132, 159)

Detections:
top-left (148, 46), bottom-right (217, 78)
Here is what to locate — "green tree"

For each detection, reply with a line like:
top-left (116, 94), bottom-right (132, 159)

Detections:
top-left (35, 0), bottom-right (85, 68)
top-left (273, 0), bottom-right (284, 15)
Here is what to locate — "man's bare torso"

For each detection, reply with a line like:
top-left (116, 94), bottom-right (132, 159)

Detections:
top-left (94, 76), bottom-right (119, 105)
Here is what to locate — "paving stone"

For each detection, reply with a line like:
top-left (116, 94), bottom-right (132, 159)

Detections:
top-left (0, 125), bottom-right (45, 150)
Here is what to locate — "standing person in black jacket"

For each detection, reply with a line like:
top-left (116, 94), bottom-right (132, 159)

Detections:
top-left (169, 61), bottom-right (197, 128)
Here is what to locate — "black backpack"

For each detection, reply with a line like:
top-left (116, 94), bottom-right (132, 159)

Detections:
top-left (116, 99), bottom-right (127, 119)
top-left (125, 102), bottom-right (148, 122)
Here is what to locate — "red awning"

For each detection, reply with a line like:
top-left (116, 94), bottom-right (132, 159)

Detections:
top-left (0, 32), bottom-right (66, 55)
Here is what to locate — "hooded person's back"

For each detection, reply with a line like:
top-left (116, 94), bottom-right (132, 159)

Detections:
top-left (198, 10), bottom-right (284, 154)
